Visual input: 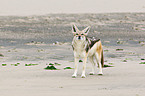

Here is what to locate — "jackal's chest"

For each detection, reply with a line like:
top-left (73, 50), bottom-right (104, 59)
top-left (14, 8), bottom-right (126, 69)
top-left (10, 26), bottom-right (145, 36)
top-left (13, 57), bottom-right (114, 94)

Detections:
top-left (74, 50), bottom-right (86, 58)
top-left (72, 42), bottom-right (87, 57)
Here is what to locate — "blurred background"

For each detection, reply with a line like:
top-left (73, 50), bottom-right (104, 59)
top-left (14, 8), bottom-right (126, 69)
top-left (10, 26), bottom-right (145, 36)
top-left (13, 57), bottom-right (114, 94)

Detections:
top-left (0, 0), bottom-right (145, 16)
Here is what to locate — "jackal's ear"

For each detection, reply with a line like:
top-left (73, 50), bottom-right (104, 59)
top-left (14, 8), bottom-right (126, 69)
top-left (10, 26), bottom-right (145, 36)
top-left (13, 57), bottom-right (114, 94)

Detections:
top-left (82, 26), bottom-right (90, 35)
top-left (72, 24), bottom-right (79, 33)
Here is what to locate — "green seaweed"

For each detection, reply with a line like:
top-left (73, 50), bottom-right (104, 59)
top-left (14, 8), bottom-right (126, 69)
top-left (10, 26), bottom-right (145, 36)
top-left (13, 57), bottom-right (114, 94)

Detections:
top-left (11, 64), bottom-right (18, 66)
top-left (64, 67), bottom-right (73, 70)
top-left (44, 65), bottom-right (58, 70)
top-left (2, 64), bottom-right (7, 66)
top-left (104, 64), bottom-right (114, 68)
top-left (139, 62), bottom-right (145, 64)
top-left (48, 63), bottom-right (61, 66)
top-left (0, 53), bottom-right (4, 57)
top-left (116, 49), bottom-right (123, 51)
top-left (54, 63), bottom-right (61, 66)
top-left (108, 63), bottom-right (113, 65)
top-left (49, 63), bottom-right (54, 66)
top-left (122, 60), bottom-right (127, 62)
top-left (11, 63), bottom-right (20, 66)
top-left (25, 63), bottom-right (38, 66)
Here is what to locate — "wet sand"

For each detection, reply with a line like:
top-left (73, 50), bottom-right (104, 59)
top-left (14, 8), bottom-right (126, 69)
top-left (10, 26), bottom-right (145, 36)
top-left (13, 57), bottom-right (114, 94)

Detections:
top-left (0, 13), bottom-right (145, 96)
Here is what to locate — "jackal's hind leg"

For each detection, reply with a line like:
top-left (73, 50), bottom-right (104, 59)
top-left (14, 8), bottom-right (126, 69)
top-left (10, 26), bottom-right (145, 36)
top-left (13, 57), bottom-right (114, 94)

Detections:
top-left (89, 56), bottom-right (96, 75)
top-left (95, 53), bottom-right (103, 75)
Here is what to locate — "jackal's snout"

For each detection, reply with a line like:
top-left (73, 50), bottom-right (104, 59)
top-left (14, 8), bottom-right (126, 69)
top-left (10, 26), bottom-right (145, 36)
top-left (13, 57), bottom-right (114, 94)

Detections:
top-left (78, 36), bottom-right (81, 39)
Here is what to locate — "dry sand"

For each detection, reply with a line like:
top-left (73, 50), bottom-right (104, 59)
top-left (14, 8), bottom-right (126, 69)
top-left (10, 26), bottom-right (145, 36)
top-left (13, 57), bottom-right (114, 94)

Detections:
top-left (0, 13), bottom-right (145, 96)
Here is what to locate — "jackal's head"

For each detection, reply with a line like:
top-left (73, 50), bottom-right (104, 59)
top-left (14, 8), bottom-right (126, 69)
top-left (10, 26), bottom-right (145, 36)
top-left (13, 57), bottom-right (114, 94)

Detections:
top-left (72, 24), bottom-right (90, 41)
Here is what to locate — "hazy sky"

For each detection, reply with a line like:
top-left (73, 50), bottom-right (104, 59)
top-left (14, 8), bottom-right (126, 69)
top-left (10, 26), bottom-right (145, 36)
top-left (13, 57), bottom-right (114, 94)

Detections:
top-left (0, 0), bottom-right (145, 16)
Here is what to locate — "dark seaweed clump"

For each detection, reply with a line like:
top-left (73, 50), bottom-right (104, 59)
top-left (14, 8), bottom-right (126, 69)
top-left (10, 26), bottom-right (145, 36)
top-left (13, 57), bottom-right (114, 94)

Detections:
top-left (64, 67), bottom-right (73, 70)
top-left (103, 64), bottom-right (114, 68)
top-left (44, 65), bottom-right (58, 70)
top-left (139, 62), bottom-right (145, 64)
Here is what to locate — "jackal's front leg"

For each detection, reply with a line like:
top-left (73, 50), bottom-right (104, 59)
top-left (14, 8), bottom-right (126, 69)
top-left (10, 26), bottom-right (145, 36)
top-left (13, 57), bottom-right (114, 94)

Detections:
top-left (81, 56), bottom-right (87, 78)
top-left (72, 57), bottom-right (79, 78)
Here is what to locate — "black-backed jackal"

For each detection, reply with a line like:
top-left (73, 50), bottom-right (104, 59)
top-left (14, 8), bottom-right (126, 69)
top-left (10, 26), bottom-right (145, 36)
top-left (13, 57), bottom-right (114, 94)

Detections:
top-left (72, 24), bottom-right (104, 78)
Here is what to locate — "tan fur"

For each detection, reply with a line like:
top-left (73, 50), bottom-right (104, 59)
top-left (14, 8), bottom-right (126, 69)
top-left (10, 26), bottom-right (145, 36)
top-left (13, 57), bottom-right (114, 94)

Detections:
top-left (96, 41), bottom-right (104, 67)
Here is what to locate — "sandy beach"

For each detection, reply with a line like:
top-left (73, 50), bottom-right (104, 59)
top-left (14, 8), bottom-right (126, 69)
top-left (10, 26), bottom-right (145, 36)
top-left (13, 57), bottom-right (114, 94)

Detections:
top-left (0, 13), bottom-right (145, 96)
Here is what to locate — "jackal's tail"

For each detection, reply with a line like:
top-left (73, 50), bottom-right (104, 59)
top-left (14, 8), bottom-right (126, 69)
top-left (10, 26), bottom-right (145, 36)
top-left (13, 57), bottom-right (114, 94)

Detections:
top-left (101, 50), bottom-right (104, 67)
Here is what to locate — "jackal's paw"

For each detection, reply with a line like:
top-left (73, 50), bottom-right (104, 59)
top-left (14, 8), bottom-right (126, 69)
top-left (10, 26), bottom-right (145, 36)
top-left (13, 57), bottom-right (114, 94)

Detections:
top-left (81, 75), bottom-right (86, 78)
top-left (72, 74), bottom-right (77, 78)
top-left (89, 72), bottom-right (95, 75)
top-left (98, 72), bottom-right (103, 75)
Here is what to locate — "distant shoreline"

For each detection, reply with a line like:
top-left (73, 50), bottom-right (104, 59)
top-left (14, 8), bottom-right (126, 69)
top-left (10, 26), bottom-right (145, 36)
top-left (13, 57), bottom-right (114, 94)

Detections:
top-left (0, 12), bottom-right (145, 16)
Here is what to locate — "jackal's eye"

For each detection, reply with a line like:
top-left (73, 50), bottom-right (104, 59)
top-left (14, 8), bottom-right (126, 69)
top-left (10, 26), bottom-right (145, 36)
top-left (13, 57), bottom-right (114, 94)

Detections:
top-left (81, 33), bottom-right (84, 35)
top-left (76, 33), bottom-right (78, 35)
